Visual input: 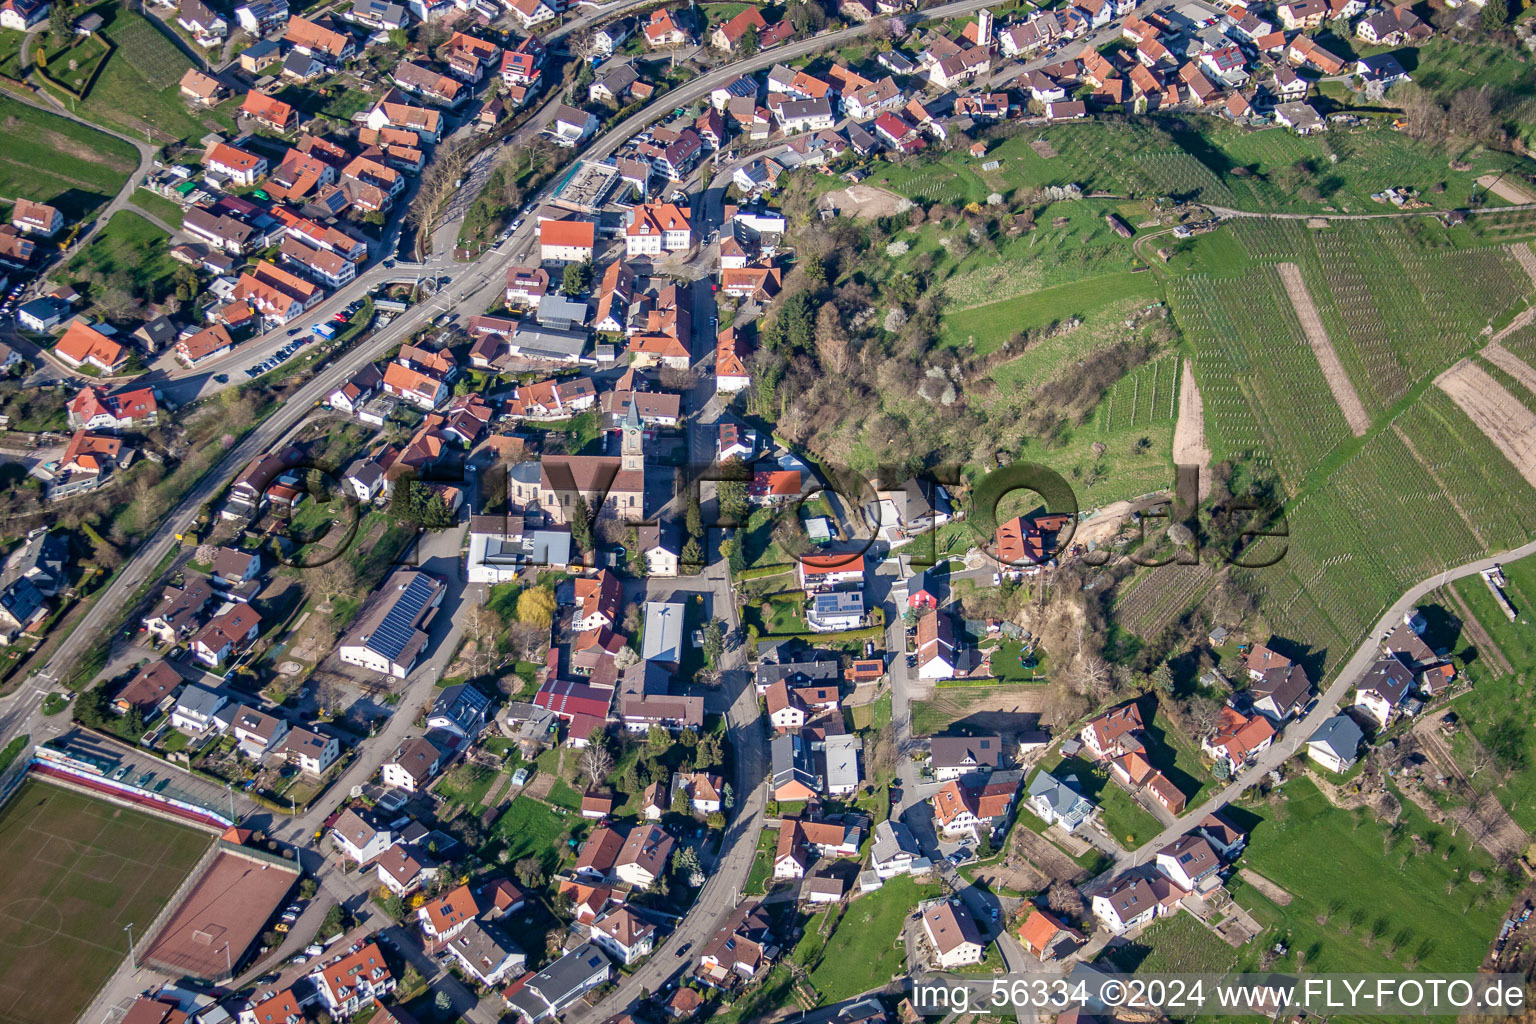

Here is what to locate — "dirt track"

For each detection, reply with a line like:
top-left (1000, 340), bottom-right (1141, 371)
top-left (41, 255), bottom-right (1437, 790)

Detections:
top-left (1436, 359), bottom-right (1536, 488)
top-left (1276, 262), bottom-right (1370, 436)
top-left (1481, 177), bottom-right (1536, 206)
top-left (1239, 869), bottom-right (1293, 906)
top-left (1172, 359), bottom-right (1212, 499)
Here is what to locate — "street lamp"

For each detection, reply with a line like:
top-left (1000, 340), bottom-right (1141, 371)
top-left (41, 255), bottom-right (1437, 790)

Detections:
top-left (124, 923), bottom-right (136, 971)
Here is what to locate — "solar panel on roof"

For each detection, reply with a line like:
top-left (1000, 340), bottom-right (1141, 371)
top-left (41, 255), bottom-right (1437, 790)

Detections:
top-left (366, 574), bottom-right (436, 662)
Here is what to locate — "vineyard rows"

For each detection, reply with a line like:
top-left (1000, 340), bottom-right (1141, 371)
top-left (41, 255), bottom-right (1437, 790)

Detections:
top-left (111, 15), bottom-right (191, 91)
top-left (1230, 219), bottom-right (1313, 262)
top-left (1395, 390), bottom-right (1536, 551)
top-left (1499, 321), bottom-right (1536, 366)
top-left (1113, 560), bottom-right (1217, 641)
top-left (1129, 152), bottom-right (1235, 205)
top-left (1099, 356), bottom-right (1180, 434)
top-left (1171, 269), bottom-right (1352, 488)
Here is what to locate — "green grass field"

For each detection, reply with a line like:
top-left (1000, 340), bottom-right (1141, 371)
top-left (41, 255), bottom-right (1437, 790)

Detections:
top-left (1231, 778), bottom-right (1504, 973)
top-left (804, 875), bottom-right (943, 1001)
top-left (66, 210), bottom-right (179, 309)
top-left (0, 97), bottom-right (137, 220)
top-left (941, 271), bottom-right (1159, 353)
top-left (1102, 912), bottom-right (1239, 974)
top-left (491, 796), bottom-right (569, 874)
top-left (74, 9), bottom-right (209, 144)
top-left (0, 781), bottom-right (211, 1024)
top-left (128, 188), bottom-right (184, 228)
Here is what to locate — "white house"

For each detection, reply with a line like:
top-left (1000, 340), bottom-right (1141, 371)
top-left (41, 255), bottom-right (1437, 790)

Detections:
top-left (624, 202), bottom-right (692, 258)
top-left (330, 808), bottom-right (394, 864)
top-left (916, 611), bottom-right (957, 680)
top-left (807, 590), bottom-right (863, 632)
top-left (338, 571), bottom-right (445, 679)
top-left (1306, 714), bottom-right (1364, 773)
top-left (382, 736), bottom-right (444, 793)
top-left (1025, 771), bottom-right (1096, 832)
top-left (1153, 834), bottom-right (1221, 891)
top-left (446, 920), bottom-right (525, 985)
top-left (281, 726), bottom-right (340, 775)
top-left (590, 906), bottom-right (655, 965)
top-left (376, 844), bottom-right (437, 896)
top-left (1091, 872), bottom-right (1182, 934)
top-left (310, 943), bottom-right (394, 1019)
top-left (170, 684), bottom-right (228, 734)
top-left (870, 819), bottom-right (921, 878)
top-left (231, 705), bottom-right (290, 759)
top-left (921, 900), bottom-right (985, 968)
top-left (1354, 655), bottom-right (1415, 728)
top-left (613, 823), bottom-right (674, 889)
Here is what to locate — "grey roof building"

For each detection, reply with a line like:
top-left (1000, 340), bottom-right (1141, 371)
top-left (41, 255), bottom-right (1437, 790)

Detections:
top-left (1306, 714), bottom-right (1364, 771)
top-left (536, 294), bottom-right (588, 331)
top-left (2, 528), bottom-right (67, 597)
top-left (820, 732), bottom-right (861, 795)
top-left (505, 941), bottom-right (610, 1023)
top-left (771, 732), bottom-right (820, 796)
top-left (1025, 770), bottom-right (1095, 831)
top-left (428, 683), bottom-right (493, 740)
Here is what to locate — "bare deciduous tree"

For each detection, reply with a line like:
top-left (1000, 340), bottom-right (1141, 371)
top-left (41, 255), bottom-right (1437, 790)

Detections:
top-left (579, 742), bottom-right (614, 788)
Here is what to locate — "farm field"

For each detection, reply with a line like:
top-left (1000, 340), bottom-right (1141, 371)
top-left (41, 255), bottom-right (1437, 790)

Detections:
top-left (0, 97), bottom-right (137, 220)
top-left (1230, 778), bottom-right (1505, 973)
top-left (0, 781), bottom-right (211, 1024)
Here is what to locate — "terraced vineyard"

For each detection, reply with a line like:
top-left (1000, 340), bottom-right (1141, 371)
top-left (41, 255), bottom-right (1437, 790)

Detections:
top-left (1129, 152), bottom-right (1236, 206)
top-left (1114, 560), bottom-right (1217, 641)
top-left (1150, 222), bottom-right (1536, 675)
top-left (1098, 356), bottom-right (1180, 434)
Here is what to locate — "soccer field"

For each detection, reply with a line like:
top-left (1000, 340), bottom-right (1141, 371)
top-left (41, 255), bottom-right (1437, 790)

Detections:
top-left (0, 780), bottom-right (211, 1024)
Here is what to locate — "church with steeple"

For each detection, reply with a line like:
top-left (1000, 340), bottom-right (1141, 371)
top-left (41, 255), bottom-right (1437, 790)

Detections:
top-left (523, 400), bottom-right (648, 525)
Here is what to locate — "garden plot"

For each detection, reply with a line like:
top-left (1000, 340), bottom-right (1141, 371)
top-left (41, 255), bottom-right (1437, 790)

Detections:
top-left (822, 185), bottom-right (911, 220)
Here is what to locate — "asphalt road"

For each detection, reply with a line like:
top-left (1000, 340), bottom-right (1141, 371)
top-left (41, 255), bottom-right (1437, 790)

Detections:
top-left (1087, 541), bottom-right (1536, 883)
